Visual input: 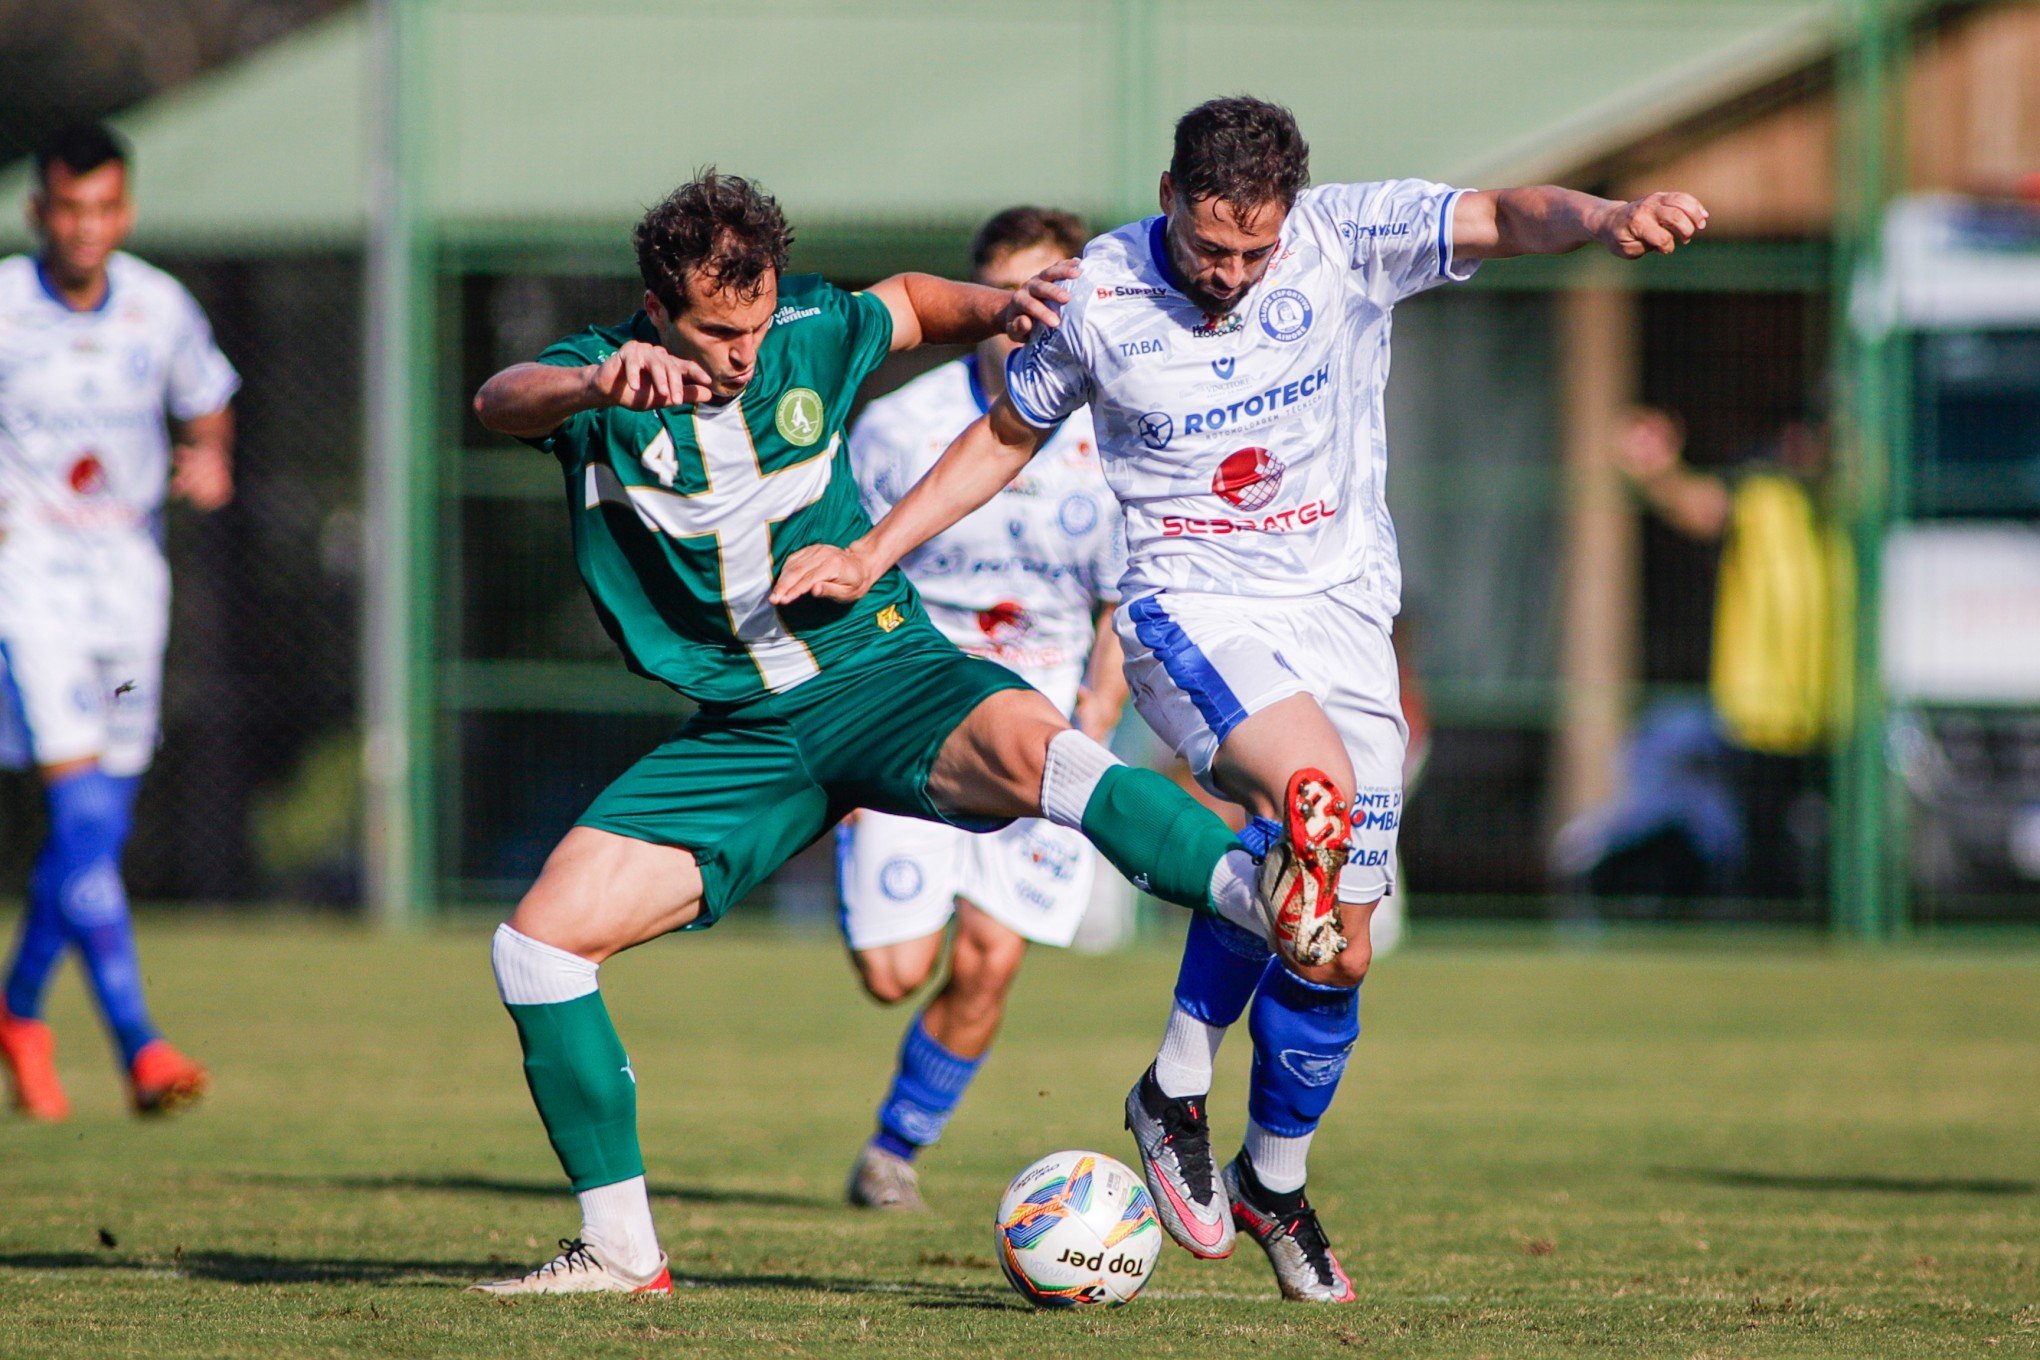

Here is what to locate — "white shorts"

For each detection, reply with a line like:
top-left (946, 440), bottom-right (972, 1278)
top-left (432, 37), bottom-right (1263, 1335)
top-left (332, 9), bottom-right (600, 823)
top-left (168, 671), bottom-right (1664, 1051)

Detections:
top-left (0, 533), bottom-right (168, 777)
top-left (1118, 582), bottom-right (1407, 902)
top-left (835, 810), bottom-right (1099, 950)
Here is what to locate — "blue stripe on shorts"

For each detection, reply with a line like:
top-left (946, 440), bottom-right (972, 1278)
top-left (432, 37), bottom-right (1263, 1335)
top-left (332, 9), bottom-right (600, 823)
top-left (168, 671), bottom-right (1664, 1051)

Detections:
top-left (1126, 595), bottom-right (1249, 746)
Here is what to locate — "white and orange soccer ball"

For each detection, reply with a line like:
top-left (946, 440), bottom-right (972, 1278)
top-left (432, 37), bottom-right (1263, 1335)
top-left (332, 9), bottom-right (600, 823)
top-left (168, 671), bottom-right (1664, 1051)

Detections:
top-left (994, 1150), bottom-right (1163, 1308)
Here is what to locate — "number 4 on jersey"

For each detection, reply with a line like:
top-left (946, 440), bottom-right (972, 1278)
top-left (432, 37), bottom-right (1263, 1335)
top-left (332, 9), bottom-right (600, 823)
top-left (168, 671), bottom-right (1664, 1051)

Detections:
top-left (641, 429), bottom-right (679, 488)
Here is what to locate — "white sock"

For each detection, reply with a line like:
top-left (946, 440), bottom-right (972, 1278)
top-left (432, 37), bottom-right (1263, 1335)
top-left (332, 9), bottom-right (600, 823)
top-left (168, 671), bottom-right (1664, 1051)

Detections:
top-left (1243, 1118), bottom-right (1313, 1195)
top-left (577, 1175), bottom-right (664, 1279)
top-left (1207, 850), bottom-right (1269, 943)
top-left (491, 923), bottom-right (598, 1005)
top-left (1039, 729), bottom-right (1120, 829)
top-left (1153, 1004), bottom-right (1226, 1098)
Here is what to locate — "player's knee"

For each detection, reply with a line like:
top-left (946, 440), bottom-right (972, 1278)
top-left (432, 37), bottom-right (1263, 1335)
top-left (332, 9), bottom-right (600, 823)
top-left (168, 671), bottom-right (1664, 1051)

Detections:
top-left (1324, 904), bottom-right (1377, 987)
top-left (856, 965), bottom-right (918, 1006)
top-left (951, 933), bottom-right (1027, 1003)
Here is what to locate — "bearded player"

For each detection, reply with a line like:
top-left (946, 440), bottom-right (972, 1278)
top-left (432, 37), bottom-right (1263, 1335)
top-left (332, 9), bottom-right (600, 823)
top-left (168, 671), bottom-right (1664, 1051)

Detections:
top-left (467, 171), bottom-right (1327, 1295)
top-left (774, 98), bottom-right (1708, 1300)
top-left (837, 206), bottom-right (1129, 1211)
top-left (0, 124), bottom-right (235, 1120)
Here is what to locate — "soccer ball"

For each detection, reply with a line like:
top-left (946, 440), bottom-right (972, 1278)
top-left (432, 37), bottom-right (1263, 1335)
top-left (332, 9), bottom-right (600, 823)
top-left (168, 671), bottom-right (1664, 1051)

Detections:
top-left (993, 1150), bottom-right (1163, 1308)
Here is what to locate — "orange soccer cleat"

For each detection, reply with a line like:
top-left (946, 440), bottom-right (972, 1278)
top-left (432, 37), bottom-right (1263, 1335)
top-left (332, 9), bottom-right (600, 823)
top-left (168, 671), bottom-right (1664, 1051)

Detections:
top-left (128, 1039), bottom-right (209, 1116)
top-left (0, 1010), bottom-right (71, 1122)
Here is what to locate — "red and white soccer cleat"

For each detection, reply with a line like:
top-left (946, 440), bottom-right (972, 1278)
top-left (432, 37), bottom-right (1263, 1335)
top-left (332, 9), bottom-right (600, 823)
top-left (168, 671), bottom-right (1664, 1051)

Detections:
top-left (0, 1011), bottom-right (70, 1122)
top-left (1254, 769), bottom-right (1352, 969)
top-left (129, 1039), bottom-right (209, 1116)
top-left (468, 1238), bottom-right (673, 1296)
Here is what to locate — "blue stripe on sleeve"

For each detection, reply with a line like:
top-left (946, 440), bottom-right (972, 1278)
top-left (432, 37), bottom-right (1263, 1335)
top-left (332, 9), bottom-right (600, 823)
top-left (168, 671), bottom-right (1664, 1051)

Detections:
top-left (1436, 188), bottom-right (1464, 279)
top-left (1002, 347), bottom-right (1063, 430)
top-left (1126, 595), bottom-right (1249, 745)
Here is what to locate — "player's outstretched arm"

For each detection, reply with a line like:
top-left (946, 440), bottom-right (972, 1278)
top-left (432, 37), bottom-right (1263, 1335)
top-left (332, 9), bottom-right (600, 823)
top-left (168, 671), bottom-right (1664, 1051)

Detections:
top-left (771, 396), bottom-right (1050, 605)
top-left (1452, 186), bottom-right (1708, 262)
top-left (866, 262), bottom-right (1076, 352)
top-left (473, 343), bottom-right (714, 439)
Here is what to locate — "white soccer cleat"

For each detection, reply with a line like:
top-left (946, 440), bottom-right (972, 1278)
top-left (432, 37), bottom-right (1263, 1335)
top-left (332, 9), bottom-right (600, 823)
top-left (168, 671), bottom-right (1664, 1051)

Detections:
top-left (1255, 769), bottom-right (1352, 969)
top-left (467, 1238), bottom-right (672, 1296)
top-left (1224, 1156), bottom-right (1357, 1304)
top-left (846, 1143), bottom-right (926, 1211)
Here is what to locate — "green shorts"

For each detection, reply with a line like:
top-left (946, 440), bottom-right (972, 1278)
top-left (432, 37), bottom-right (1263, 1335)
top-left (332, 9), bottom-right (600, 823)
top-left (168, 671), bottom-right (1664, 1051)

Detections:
top-left (577, 620), bottom-right (1035, 927)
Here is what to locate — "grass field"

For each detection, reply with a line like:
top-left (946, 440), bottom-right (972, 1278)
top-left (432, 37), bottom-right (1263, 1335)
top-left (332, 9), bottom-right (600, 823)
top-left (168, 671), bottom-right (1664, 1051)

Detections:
top-left (0, 917), bottom-right (2034, 1359)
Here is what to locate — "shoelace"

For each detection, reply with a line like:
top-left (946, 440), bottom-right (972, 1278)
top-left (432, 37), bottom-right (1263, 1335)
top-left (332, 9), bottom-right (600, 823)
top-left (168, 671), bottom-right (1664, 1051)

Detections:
top-left (1279, 1205), bottom-right (1339, 1288)
top-left (1153, 1090), bottom-right (1216, 1202)
top-left (533, 1238), bottom-right (599, 1279)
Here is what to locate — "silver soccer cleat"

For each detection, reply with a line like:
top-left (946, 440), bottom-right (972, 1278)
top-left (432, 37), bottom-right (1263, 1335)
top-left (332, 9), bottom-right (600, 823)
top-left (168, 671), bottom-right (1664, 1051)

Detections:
top-left (846, 1142), bottom-right (926, 1211)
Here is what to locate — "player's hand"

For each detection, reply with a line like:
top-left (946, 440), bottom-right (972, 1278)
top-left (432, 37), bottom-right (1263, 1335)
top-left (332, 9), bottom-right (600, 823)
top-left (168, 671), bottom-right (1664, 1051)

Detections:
top-left (1614, 407), bottom-right (1686, 481)
top-left (1596, 192), bottom-right (1708, 258)
top-left (770, 543), bottom-right (879, 605)
top-left (998, 259), bottom-right (1079, 342)
top-left (171, 443), bottom-right (234, 511)
top-left (586, 341), bottom-right (714, 411)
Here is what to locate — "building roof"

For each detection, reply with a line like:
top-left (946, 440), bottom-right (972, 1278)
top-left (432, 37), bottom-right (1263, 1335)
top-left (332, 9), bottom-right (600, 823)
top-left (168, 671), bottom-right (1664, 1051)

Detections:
top-left (0, 0), bottom-right (1844, 261)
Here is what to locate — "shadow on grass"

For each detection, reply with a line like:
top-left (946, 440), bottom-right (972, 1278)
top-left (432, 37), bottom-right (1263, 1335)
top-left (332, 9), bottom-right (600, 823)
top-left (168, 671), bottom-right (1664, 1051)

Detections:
top-left (236, 1171), bottom-right (826, 1210)
top-left (0, 1250), bottom-right (1008, 1303)
top-left (1659, 1167), bottom-right (2034, 1195)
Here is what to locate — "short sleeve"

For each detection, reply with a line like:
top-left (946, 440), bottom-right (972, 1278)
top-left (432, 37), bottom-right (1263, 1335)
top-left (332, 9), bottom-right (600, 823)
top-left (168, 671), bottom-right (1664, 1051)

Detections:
top-left (164, 288), bottom-right (240, 421)
top-left (517, 327), bottom-right (612, 455)
top-left (1004, 307), bottom-right (1092, 430)
top-left (834, 286), bottom-right (896, 388)
top-left (1311, 179), bottom-right (1478, 306)
top-left (847, 398), bottom-right (913, 521)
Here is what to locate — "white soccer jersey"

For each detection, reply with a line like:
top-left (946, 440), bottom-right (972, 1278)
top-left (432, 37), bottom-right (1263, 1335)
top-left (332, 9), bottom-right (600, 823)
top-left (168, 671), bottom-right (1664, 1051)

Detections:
top-left (0, 251), bottom-right (238, 545)
top-left (1004, 179), bottom-right (1476, 612)
top-left (851, 355), bottom-right (1122, 702)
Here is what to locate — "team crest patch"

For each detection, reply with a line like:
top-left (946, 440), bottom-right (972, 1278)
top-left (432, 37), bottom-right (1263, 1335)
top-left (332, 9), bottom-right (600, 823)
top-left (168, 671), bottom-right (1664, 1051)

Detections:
top-left (875, 604), bottom-right (905, 633)
top-left (775, 387), bottom-right (825, 446)
top-left (879, 857), bottom-right (925, 901)
top-left (1259, 288), bottom-right (1313, 342)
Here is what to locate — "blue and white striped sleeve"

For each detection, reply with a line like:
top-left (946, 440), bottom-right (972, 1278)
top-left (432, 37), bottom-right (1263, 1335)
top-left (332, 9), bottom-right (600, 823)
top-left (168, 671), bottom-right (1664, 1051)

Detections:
top-left (1003, 303), bottom-right (1093, 431)
top-left (1313, 179), bottom-right (1479, 305)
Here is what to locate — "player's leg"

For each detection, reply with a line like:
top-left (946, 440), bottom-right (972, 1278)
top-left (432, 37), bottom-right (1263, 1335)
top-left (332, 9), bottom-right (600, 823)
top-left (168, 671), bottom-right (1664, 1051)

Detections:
top-left (476, 716), bottom-right (833, 1296)
top-left (1225, 602), bottom-right (1405, 1304)
top-left (836, 810), bottom-right (963, 1209)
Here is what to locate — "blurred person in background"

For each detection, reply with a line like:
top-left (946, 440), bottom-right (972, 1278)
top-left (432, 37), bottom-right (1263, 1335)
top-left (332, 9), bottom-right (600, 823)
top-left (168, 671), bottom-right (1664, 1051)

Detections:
top-left (1556, 407), bottom-right (1847, 903)
top-left (0, 123), bottom-right (237, 1121)
top-left (835, 207), bottom-right (1131, 1211)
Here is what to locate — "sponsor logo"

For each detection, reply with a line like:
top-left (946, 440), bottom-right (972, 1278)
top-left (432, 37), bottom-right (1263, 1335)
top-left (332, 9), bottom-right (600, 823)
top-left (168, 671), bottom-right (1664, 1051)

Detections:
top-left (1211, 447), bottom-right (1285, 511)
top-left (775, 387), bottom-right (825, 446)
top-left (771, 303), bottom-right (822, 326)
top-left (977, 599), bottom-right (1031, 646)
top-left (1338, 219), bottom-right (1415, 242)
top-left (1023, 829), bottom-right (1082, 881)
top-left (1179, 363), bottom-right (1332, 436)
top-left (1057, 493), bottom-right (1099, 536)
top-left (1211, 356), bottom-right (1235, 380)
top-left (67, 453), bottom-right (106, 495)
top-left (1259, 287), bottom-right (1313, 342)
top-left (1135, 411), bottom-right (1174, 450)
top-left (1278, 1044), bottom-right (1354, 1088)
top-left (1096, 283), bottom-right (1169, 300)
top-left (875, 604), bottom-right (905, 633)
top-left (1118, 337), bottom-right (1165, 360)
top-left (1350, 847), bottom-right (1392, 868)
top-left (1190, 310), bottom-right (1244, 339)
top-left (1351, 788), bottom-right (1402, 832)
top-left (879, 856), bottom-right (925, 901)
top-left (1161, 498), bottom-right (1337, 537)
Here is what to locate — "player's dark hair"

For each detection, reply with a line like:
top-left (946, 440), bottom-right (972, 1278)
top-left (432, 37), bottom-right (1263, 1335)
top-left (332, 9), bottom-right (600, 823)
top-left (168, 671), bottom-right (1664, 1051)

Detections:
top-left (635, 169), bottom-right (793, 313)
top-left (1169, 96), bottom-right (1310, 218)
top-left (970, 206), bottom-right (1088, 275)
top-left (34, 123), bottom-right (129, 189)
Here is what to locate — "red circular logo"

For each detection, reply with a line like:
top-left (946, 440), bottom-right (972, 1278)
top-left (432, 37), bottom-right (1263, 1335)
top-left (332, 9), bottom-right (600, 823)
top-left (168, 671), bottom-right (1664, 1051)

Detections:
top-left (1211, 447), bottom-right (1284, 510)
top-left (67, 453), bottom-right (107, 495)
top-left (977, 600), bottom-right (1030, 645)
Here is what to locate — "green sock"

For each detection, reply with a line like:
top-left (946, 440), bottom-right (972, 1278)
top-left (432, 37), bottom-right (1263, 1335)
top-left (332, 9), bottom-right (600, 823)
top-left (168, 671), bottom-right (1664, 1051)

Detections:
top-left (506, 992), bottom-right (645, 1192)
top-left (1080, 764), bottom-right (1237, 915)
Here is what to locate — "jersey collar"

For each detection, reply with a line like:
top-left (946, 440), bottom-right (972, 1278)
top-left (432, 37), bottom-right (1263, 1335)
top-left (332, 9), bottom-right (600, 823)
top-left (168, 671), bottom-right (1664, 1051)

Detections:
top-left (1147, 215), bottom-right (1189, 296)
top-left (33, 255), bottom-right (113, 314)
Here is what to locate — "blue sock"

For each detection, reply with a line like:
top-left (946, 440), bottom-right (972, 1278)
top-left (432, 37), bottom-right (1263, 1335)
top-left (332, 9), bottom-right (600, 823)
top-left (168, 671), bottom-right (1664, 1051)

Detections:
top-left (1172, 913), bottom-right (1271, 1028)
top-left (38, 771), bottom-right (156, 1065)
top-left (1246, 958), bottom-right (1360, 1138)
top-left (873, 1013), bottom-right (982, 1160)
top-left (4, 850), bottom-right (68, 1019)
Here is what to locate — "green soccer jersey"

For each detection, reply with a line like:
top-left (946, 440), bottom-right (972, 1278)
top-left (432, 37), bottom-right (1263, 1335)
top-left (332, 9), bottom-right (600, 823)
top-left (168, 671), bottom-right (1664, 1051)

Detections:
top-left (524, 275), bottom-right (923, 708)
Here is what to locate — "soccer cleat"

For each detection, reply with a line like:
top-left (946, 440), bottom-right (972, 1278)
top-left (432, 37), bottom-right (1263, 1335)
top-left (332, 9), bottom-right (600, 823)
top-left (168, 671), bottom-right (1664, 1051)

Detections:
top-left (468, 1237), bottom-right (672, 1296)
top-left (1223, 1155), bottom-right (1357, 1303)
top-left (0, 1011), bottom-right (70, 1122)
top-left (1255, 769), bottom-right (1352, 969)
top-left (846, 1142), bottom-right (926, 1211)
top-left (128, 1040), bottom-right (209, 1116)
top-left (1124, 1065), bottom-right (1234, 1259)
